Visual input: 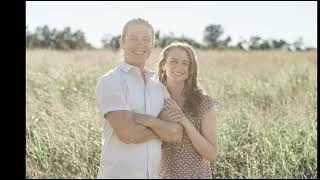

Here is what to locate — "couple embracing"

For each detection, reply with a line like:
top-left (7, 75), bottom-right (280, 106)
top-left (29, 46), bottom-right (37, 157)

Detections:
top-left (96, 18), bottom-right (218, 179)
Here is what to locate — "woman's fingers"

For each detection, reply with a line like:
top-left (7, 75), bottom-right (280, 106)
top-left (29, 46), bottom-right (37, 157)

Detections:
top-left (163, 104), bottom-right (170, 111)
top-left (167, 115), bottom-right (181, 123)
top-left (164, 105), bottom-right (175, 113)
top-left (166, 98), bottom-right (178, 108)
top-left (168, 113), bottom-right (181, 120)
top-left (167, 110), bottom-right (183, 122)
top-left (170, 99), bottom-right (180, 107)
top-left (167, 109), bottom-right (180, 115)
top-left (171, 114), bottom-right (183, 121)
top-left (164, 100), bottom-right (174, 110)
top-left (164, 99), bottom-right (176, 109)
top-left (165, 98), bottom-right (182, 113)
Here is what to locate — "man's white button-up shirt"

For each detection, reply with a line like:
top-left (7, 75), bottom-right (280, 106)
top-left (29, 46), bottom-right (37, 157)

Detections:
top-left (96, 62), bottom-right (170, 179)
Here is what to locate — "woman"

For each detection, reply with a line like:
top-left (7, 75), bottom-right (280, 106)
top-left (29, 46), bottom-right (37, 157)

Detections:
top-left (157, 41), bottom-right (218, 179)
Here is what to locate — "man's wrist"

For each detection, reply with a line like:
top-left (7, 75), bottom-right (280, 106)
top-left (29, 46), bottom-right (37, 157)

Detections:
top-left (144, 115), bottom-right (157, 127)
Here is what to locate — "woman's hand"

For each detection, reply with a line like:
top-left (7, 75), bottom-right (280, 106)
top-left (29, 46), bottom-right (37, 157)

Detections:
top-left (163, 98), bottom-right (186, 124)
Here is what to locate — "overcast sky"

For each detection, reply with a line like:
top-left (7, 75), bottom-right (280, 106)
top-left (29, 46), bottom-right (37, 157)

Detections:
top-left (26, 1), bottom-right (317, 48)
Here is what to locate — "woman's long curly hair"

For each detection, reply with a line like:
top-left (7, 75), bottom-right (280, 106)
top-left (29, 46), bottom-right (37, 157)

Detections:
top-left (157, 41), bottom-right (203, 117)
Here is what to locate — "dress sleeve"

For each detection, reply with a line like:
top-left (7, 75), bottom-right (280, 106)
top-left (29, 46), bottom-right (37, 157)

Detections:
top-left (199, 94), bottom-right (218, 115)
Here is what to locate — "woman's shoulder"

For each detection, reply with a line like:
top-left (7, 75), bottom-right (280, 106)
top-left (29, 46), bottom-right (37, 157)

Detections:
top-left (200, 92), bottom-right (218, 104)
top-left (198, 93), bottom-right (218, 114)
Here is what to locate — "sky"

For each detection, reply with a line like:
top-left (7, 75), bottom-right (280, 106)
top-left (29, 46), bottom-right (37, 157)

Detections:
top-left (26, 1), bottom-right (317, 48)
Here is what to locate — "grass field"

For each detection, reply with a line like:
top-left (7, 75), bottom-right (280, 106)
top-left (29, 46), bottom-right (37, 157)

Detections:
top-left (26, 48), bottom-right (317, 178)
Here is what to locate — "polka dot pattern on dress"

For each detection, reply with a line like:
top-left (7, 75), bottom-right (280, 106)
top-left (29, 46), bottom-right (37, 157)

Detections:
top-left (160, 94), bottom-right (218, 179)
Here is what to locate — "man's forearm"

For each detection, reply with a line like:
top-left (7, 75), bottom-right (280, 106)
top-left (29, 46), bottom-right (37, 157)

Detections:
top-left (105, 110), bottom-right (159, 144)
top-left (133, 113), bottom-right (183, 143)
top-left (126, 123), bottom-right (159, 143)
top-left (146, 118), bottom-right (183, 143)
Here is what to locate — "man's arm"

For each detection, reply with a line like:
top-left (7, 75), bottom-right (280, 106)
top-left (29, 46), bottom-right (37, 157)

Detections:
top-left (133, 111), bottom-right (183, 143)
top-left (105, 110), bottom-right (158, 144)
top-left (97, 74), bottom-right (159, 144)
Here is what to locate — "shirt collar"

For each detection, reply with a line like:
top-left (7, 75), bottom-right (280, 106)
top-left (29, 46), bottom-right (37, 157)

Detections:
top-left (118, 61), bottom-right (155, 78)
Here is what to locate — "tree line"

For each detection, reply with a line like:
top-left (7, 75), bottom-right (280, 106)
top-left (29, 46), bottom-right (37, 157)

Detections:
top-left (26, 25), bottom-right (93, 50)
top-left (26, 24), bottom-right (314, 51)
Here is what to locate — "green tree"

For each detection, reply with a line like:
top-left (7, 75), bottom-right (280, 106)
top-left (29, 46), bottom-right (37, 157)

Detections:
top-left (220, 36), bottom-right (232, 49)
top-left (259, 40), bottom-right (271, 50)
top-left (203, 24), bottom-right (224, 48)
top-left (270, 39), bottom-right (289, 50)
top-left (26, 25), bottom-right (93, 50)
top-left (236, 38), bottom-right (248, 50)
top-left (155, 33), bottom-right (204, 49)
top-left (248, 36), bottom-right (262, 50)
top-left (101, 34), bottom-right (120, 51)
top-left (155, 30), bottom-right (160, 40)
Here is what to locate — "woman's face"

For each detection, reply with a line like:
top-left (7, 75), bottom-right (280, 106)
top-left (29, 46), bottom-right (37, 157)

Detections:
top-left (162, 48), bottom-right (190, 84)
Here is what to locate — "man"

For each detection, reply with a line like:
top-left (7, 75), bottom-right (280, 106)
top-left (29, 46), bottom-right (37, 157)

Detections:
top-left (96, 18), bottom-right (183, 179)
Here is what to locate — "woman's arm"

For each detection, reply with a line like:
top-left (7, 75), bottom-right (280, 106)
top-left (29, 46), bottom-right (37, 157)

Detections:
top-left (165, 98), bottom-right (218, 161)
top-left (182, 107), bottom-right (218, 161)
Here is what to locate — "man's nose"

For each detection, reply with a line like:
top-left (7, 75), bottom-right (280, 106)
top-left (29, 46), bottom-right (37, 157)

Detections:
top-left (136, 38), bottom-right (145, 45)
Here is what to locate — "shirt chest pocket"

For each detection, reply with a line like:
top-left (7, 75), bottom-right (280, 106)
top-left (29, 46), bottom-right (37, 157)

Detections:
top-left (126, 85), bottom-right (146, 113)
top-left (145, 84), bottom-right (165, 116)
top-left (147, 94), bottom-right (164, 116)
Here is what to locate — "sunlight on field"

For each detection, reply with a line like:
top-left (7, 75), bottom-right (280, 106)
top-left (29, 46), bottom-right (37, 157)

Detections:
top-left (26, 49), bottom-right (317, 178)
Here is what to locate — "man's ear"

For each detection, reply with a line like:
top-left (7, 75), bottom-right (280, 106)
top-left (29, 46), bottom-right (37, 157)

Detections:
top-left (119, 37), bottom-right (124, 49)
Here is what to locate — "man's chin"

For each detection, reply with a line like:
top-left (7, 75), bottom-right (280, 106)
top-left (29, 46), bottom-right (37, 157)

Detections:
top-left (132, 56), bottom-right (148, 62)
top-left (125, 59), bottom-right (146, 67)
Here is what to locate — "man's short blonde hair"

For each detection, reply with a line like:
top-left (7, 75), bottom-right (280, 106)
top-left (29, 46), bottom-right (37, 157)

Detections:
top-left (121, 18), bottom-right (154, 40)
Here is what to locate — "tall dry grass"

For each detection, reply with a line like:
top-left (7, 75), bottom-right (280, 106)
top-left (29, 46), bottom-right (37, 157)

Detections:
top-left (26, 48), bottom-right (317, 178)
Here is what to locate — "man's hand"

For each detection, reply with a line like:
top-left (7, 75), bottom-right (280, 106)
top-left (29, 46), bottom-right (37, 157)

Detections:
top-left (132, 113), bottom-right (155, 127)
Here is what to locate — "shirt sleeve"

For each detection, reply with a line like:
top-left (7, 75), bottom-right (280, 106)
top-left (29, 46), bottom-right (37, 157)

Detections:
top-left (160, 83), bottom-right (171, 99)
top-left (96, 73), bottom-right (130, 118)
